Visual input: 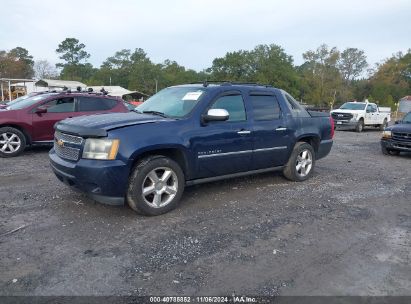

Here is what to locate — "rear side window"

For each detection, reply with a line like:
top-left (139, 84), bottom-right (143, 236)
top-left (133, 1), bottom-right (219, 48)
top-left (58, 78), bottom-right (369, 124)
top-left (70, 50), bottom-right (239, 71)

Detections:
top-left (211, 94), bottom-right (246, 122)
top-left (250, 95), bottom-right (281, 121)
top-left (283, 92), bottom-right (310, 118)
top-left (43, 97), bottom-right (75, 113)
top-left (78, 97), bottom-right (117, 112)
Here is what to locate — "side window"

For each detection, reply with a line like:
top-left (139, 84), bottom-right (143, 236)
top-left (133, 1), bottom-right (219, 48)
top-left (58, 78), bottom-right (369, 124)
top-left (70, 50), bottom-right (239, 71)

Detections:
top-left (210, 94), bottom-right (246, 122)
top-left (250, 95), bottom-right (281, 121)
top-left (283, 92), bottom-right (310, 118)
top-left (43, 97), bottom-right (75, 113)
top-left (78, 97), bottom-right (117, 112)
top-left (366, 105), bottom-right (373, 113)
top-left (372, 104), bottom-right (378, 112)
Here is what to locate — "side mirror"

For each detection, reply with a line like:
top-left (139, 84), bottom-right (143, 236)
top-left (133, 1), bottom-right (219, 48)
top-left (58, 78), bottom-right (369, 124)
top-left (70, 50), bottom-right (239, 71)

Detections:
top-left (203, 109), bottom-right (229, 123)
top-left (395, 120), bottom-right (402, 124)
top-left (35, 106), bottom-right (48, 114)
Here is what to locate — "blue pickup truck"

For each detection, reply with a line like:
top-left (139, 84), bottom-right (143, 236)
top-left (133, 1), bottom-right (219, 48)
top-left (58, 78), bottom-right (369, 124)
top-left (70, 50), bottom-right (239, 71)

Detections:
top-left (49, 83), bottom-right (334, 215)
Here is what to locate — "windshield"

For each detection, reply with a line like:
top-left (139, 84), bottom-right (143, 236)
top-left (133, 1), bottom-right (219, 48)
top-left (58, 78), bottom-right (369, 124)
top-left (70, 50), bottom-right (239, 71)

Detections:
top-left (339, 102), bottom-right (366, 110)
top-left (136, 87), bottom-right (206, 118)
top-left (6, 93), bottom-right (56, 110)
top-left (403, 112), bottom-right (411, 123)
top-left (4, 95), bottom-right (31, 106)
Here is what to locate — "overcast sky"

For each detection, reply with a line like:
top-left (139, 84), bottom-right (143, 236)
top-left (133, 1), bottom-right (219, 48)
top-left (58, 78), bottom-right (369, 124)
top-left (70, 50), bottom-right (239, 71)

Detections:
top-left (1, 0), bottom-right (410, 71)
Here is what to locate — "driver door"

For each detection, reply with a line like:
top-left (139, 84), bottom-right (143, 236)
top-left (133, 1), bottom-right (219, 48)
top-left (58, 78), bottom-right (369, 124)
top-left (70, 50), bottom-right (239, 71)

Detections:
top-left (364, 104), bottom-right (374, 125)
top-left (31, 97), bottom-right (76, 141)
top-left (191, 91), bottom-right (253, 179)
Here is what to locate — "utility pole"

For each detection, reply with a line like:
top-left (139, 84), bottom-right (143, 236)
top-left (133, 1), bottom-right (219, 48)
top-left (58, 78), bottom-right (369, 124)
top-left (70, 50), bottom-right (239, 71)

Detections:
top-left (155, 79), bottom-right (158, 93)
top-left (8, 80), bottom-right (11, 101)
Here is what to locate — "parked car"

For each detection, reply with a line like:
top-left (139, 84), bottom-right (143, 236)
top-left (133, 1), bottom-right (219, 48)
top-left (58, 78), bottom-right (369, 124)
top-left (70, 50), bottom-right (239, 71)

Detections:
top-left (330, 101), bottom-right (391, 132)
top-left (381, 111), bottom-right (411, 155)
top-left (0, 92), bottom-right (129, 157)
top-left (49, 83), bottom-right (334, 215)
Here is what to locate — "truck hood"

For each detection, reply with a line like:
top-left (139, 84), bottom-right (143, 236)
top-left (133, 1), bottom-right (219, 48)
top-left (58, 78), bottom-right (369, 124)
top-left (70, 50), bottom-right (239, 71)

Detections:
top-left (386, 123), bottom-right (411, 133)
top-left (56, 112), bottom-right (171, 137)
top-left (330, 109), bottom-right (363, 114)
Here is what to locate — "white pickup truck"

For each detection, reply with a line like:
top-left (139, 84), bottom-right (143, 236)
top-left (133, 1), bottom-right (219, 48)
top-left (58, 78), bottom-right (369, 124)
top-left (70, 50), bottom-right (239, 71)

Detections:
top-left (330, 101), bottom-right (391, 132)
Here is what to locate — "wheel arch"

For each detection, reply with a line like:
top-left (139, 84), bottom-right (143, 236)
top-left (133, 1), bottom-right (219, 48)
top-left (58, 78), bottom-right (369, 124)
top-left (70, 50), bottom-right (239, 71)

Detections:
top-left (295, 135), bottom-right (320, 154)
top-left (129, 146), bottom-right (190, 180)
top-left (0, 124), bottom-right (32, 144)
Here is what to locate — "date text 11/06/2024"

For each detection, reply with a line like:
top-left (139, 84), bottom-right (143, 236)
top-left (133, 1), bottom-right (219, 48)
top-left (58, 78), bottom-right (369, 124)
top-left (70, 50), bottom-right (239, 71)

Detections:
top-left (149, 296), bottom-right (257, 302)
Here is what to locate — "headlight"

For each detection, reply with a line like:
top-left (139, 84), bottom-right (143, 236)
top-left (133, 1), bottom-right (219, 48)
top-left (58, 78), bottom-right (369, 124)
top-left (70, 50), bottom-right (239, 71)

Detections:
top-left (381, 130), bottom-right (392, 139)
top-left (82, 138), bottom-right (120, 160)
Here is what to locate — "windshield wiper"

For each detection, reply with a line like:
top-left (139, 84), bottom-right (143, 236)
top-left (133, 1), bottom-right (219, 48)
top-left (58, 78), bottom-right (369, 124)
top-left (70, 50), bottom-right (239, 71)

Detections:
top-left (142, 110), bottom-right (168, 118)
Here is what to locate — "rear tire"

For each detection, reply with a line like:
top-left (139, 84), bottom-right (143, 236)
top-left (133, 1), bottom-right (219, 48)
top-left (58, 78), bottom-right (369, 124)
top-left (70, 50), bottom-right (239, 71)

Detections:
top-left (283, 142), bottom-right (315, 182)
top-left (355, 119), bottom-right (364, 133)
top-left (0, 127), bottom-right (26, 158)
top-left (127, 155), bottom-right (185, 216)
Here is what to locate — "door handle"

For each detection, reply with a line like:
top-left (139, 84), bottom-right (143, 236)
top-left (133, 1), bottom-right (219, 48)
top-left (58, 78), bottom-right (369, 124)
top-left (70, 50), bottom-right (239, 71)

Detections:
top-left (275, 127), bottom-right (287, 131)
top-left (237, 130), bottom-right (251, 135)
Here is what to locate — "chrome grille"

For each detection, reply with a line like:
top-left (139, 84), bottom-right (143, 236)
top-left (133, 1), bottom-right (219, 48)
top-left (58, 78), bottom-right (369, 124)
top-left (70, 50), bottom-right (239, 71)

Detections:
top-left (55, 131), bottom-right (84, 145)
top-left (392, 132), bottom-right (411, 141)
top-left (331, 112), bottom-right (353, 120)
top-left (54, 132), bottom-right (83, 161)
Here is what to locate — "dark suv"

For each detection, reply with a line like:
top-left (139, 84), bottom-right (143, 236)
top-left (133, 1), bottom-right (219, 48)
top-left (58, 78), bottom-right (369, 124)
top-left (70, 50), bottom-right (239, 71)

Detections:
top-left (0, 91), bottom-right (129, 157)
top-left (50, 83), bottom-right (334, 215)
top-left (381, 111), bottom-right (411, 155)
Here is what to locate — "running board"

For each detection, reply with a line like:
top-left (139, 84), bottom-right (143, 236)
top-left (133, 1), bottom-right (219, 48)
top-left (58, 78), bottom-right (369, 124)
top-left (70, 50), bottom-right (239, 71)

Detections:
top-left (186, 166), bottom-right (284, 186)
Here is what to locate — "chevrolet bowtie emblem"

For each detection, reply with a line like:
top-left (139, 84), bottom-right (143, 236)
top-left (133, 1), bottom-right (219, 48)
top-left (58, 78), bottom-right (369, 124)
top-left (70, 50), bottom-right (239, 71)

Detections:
top-left (57, 139), bottom-right (65, 147)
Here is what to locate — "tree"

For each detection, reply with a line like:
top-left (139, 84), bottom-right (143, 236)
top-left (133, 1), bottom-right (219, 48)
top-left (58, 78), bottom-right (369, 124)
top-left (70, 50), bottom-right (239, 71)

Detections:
top-left (300, 44), bottom-right (342, 107)
top-left (0, 47), bottom-right (34, 78)
top-left (128, 48), bottom-right (158, 94)
top-left (338, 48), bottom-right (368, 82)
top-left (368, 50), bottom-right (411, 106)
top-left (34, 60), bottom-right (58, 79)
top-left (209, 44), bottom-right (299, 96)
top-left (56, 38), bottom-right (91, 80)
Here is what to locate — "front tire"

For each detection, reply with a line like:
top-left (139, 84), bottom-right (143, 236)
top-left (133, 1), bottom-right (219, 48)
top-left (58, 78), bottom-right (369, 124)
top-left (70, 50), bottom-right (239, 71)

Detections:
top-left (382, 146), bottom-right (400, 156)
top-left (0, 127), bottom-right (26, 158)
top-left (283, 142), bottom-right (315, 182)
top-left (127, 155), bottom-right (185, 216)
top-left (355, 119), bottom-right (364, 133)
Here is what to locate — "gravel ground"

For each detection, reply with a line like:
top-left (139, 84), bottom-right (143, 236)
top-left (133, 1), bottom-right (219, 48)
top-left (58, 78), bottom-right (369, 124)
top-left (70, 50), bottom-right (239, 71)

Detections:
top-left (0, 130), bottom-right (410, 296)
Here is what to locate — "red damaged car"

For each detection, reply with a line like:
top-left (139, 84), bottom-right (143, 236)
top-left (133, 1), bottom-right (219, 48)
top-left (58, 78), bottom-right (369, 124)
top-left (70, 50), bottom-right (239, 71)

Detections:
top-left (0, 91), bottom-right (129, 157)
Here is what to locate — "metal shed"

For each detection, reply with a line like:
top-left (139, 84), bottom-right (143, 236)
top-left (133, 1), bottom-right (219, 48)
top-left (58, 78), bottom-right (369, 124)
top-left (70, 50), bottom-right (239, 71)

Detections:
top-left (35, 79), bottom-right (87, 90)
top-left (87, 86), bottom-right (149, 101)
top-left (399, 96), bottom-right (411, 113)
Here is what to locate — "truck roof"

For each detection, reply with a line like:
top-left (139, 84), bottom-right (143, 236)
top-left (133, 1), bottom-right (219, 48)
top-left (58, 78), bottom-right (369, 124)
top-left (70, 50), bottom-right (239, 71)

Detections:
top-left (172, 82), bottom-right (282, 92)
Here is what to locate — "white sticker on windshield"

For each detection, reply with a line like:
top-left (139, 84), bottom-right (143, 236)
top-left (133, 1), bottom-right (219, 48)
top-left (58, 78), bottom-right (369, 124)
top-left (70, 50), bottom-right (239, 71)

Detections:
top-left (182, 91), bottom-right (203, 101)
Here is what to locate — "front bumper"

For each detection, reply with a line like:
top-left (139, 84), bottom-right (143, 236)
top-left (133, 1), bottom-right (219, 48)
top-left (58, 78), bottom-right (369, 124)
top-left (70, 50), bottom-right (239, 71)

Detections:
top-left (333, 119), bottom-right (358, 129)
top-left (381, 138), bottom-right (411, 152)
top-left (49, 148), bottom-right (129, 205)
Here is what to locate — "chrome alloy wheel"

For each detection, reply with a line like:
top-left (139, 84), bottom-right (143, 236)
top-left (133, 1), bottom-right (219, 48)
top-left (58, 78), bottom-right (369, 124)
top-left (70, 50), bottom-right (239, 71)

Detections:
top-left (295, 149), bottom-right (313, 178)
top-left (142, 167), bottom-right (178, 208)
top-left (0, 132), bottom-right (21, 154)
